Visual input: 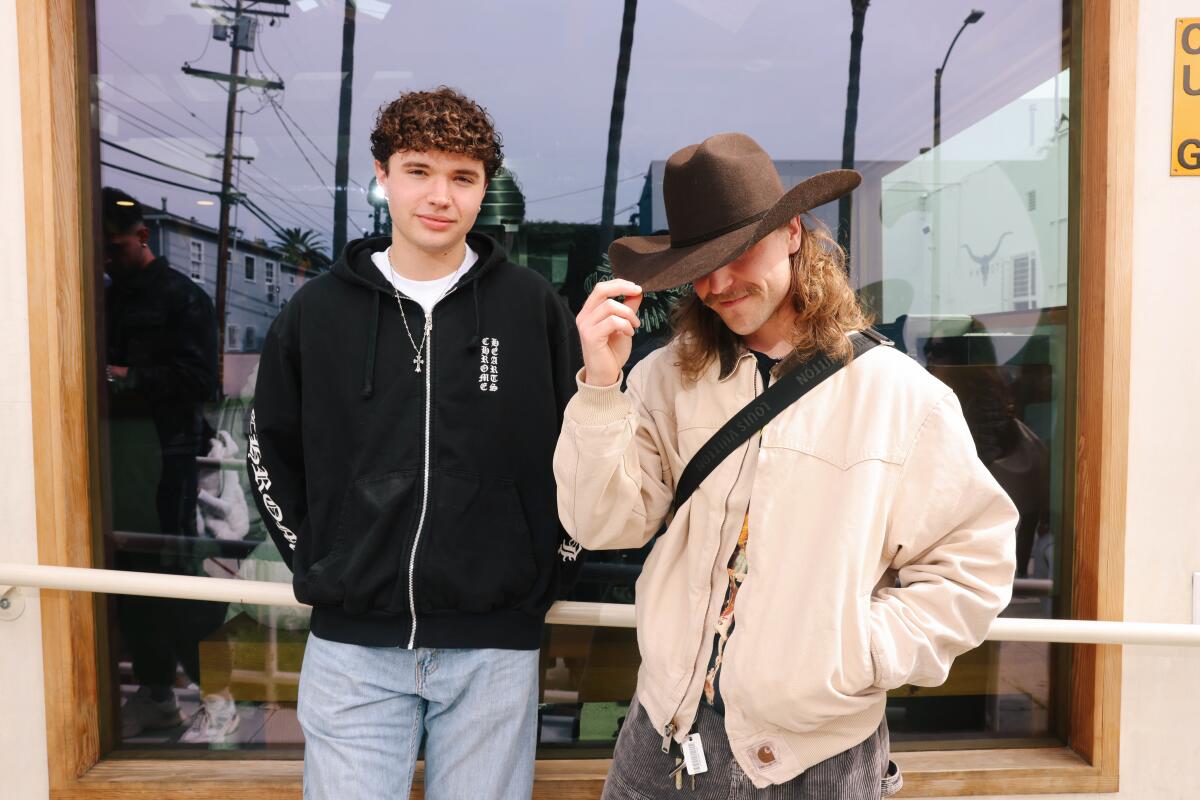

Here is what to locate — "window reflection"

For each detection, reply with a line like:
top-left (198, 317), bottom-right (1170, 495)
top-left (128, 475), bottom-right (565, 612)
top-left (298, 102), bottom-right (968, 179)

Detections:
top-left (94, 0), bottom-right (1071, 754)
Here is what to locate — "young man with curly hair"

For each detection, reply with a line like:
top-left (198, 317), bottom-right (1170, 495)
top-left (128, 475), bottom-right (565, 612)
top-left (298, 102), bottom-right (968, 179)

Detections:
top-left (248, 87), bottom-right (582, 799)
top-left (555, 133), bottom-right (1017, 797)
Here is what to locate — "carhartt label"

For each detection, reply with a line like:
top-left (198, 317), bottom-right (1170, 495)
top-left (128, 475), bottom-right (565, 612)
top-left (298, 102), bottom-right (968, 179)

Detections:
top-left (479, 337), bottom-right (500, 391)
top-left (747, 740), bottom-right (786, 772)
top-left (683, 733), bottom-right (708, 775)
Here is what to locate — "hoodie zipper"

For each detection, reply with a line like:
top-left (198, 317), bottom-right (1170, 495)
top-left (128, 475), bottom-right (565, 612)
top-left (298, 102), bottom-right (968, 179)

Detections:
top-left (402, 284), bottom-right (461, 650)
top-left (405, 309), bottom-right (434, 649)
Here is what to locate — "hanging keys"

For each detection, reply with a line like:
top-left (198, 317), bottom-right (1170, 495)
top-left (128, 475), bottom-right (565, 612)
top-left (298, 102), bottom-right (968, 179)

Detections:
top-left (671, 756), bottom-right (685, 790)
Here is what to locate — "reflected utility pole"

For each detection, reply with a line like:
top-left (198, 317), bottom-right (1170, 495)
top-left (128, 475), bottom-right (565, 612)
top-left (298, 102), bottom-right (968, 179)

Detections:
top-left (183, 0), bottom-right (285, 392)
top-left (332, 0), bottom-right (357, 259)
top-left (933, 9), bottom-right (984, 148)
top-left (837, 0), bottom-right (870, 270)
top-left (598, 0), bottom-right (638, 256)
top-left (930, 9), bottom-right (983, 315)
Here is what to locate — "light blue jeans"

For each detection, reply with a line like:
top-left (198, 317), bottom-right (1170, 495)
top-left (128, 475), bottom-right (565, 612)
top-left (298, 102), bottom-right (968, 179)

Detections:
top-left (298, 632), bottom-right (539, 800)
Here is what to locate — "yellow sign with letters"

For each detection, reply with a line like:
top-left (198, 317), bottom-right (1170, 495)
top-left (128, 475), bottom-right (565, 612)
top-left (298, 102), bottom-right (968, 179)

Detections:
top-left (1173, 18), bottom-right (1200, 174)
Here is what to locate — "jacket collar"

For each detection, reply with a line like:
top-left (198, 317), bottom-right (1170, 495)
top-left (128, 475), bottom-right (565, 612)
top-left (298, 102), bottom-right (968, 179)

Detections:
top-left (716, 341), bottom-right (755, 383)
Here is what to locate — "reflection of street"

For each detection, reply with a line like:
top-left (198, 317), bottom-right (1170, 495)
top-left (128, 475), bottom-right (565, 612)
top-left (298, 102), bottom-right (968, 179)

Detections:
top-left (117, 678), bottom-right (301, 748)
top-left (886, 640), bottom-right (1052, 746)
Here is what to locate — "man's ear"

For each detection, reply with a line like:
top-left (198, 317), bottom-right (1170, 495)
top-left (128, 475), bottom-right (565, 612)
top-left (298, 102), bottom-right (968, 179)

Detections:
top-left (374, 158), bottom-right (389, 182)
top-left (786, 216), bottom-right (803, 256)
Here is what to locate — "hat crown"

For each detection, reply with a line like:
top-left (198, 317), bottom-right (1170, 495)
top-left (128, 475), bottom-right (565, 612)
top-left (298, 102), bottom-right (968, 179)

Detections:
top-left (662, 132), bottom-right (785, 246)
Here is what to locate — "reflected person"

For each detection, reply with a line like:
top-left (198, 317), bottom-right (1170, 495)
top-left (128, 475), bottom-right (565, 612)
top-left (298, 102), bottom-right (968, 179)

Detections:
top-left (923, 323), bottom-right (1050, 578)
top-left (555, 133), bottom-right (1018, 797)
top-left (103, 187), bottom-right (225, 739)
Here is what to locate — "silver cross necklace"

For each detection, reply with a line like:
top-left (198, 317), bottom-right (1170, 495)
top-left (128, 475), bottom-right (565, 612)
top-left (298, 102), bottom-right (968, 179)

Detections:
top-left (385, 248), bottom-right (456, 373)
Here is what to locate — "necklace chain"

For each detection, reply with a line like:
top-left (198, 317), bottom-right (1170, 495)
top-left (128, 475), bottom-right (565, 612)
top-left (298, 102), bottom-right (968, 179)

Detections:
top-left (385, 249), bottom-right (456, 373)
top-left (394, 287), bottom-right (433, 372)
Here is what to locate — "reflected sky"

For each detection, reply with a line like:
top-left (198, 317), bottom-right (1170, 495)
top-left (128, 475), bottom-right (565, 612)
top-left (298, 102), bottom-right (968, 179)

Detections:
top-left (96, 0), bottom-right (1062, 243)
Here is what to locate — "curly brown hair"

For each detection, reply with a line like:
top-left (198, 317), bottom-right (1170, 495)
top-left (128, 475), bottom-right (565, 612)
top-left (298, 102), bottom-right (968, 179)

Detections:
top-left (370, 86), bottom-right (503, 180)
top-left (669, 215), bottom-right (873, 381)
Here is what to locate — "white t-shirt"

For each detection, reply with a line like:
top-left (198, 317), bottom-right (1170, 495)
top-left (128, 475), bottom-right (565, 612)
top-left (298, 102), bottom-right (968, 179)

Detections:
top-left (371, 244), bottom-right (479, 315)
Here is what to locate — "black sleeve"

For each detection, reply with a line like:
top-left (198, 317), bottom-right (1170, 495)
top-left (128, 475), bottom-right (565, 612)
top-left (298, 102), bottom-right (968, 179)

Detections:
top-left (129, 286), bottom-right (218, 403)
top-left (548, 290), bottom-right (587, 597)
top-left (246, 311), bottom-right (307, 571)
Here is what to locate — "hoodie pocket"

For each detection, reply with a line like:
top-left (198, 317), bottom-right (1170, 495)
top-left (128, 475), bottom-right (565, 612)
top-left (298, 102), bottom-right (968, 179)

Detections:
top-left (417, 469), bottom-right (537, 614)
top-left (301, 470), bottom-right (420, 614)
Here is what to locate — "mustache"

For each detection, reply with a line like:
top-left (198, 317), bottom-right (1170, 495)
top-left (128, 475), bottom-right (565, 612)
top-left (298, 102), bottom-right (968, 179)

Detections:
top-left (702, 285), bottom-right (761, 306)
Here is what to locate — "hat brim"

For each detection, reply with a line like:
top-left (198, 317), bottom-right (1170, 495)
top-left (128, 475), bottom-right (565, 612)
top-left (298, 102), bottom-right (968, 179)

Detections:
top-left (609, 168), bottom-right (862, 293)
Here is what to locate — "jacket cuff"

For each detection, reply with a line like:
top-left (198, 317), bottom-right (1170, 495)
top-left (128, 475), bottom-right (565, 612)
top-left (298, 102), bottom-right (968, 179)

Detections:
top-left (566, 368), bottom-right (629, 426)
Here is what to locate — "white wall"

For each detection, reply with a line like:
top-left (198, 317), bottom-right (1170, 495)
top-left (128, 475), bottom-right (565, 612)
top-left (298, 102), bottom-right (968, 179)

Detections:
top-left (0, 0), bottom-right (51, 798)
top-left (1109, 0), bottom-right (1200, 793)
top-left (920, 1), bottom-right (1200, 797)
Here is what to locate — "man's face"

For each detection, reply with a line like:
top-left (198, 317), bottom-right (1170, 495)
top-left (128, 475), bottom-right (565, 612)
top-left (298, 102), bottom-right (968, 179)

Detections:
top-left (374, 150), bottom-right (488, 256)
top-left (104, 225), bottom-right (149, 280)
top-left (692, 218), bottom-right (803, 338)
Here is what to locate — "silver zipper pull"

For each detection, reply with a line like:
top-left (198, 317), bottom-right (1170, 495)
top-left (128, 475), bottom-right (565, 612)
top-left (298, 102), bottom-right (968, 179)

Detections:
top-left (661, 721), bottom-right (676, 753)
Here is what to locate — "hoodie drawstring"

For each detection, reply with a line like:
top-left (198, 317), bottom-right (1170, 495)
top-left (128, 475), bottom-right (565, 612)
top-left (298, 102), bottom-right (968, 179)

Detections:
top-left (469, 279), bottom-right (482, 348)
top-left (361, 290), bottom-right (381, 398)
top-left (362, 269), bottom-right (484, 397)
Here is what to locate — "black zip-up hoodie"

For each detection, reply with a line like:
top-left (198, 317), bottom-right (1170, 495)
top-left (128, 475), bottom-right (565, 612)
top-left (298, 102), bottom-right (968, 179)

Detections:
top-left (247, 233), bottom-right (583, 649)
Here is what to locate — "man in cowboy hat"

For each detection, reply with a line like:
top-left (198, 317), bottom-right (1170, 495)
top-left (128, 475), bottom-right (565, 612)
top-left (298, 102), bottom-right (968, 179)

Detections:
top-left (554, 132), bottom-right (1016, 797)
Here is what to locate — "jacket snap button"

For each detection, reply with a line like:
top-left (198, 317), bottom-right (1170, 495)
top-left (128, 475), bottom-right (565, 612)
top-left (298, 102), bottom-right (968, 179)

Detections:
top-left (757, 745), bottom-right (776, 764)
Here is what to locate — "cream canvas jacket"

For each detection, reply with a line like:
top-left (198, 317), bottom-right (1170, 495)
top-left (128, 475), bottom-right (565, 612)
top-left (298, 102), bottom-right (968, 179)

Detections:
top-left (553, 340), bottom-right (1018, 788)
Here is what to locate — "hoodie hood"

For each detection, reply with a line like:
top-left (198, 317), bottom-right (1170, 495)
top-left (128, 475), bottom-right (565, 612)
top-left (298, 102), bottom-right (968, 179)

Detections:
top-left (331, 232), bottom-right (506, 398)
top-left (331, 232), bottom-right (505, 294)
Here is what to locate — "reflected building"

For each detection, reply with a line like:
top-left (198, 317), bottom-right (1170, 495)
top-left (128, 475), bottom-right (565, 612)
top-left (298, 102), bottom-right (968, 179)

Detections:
top-left (473, 165), bottom-right (527, 262)
top-left (880, 72), bottom-right (1071, 321)
top-left (141, 203), bottom-right (318, 396)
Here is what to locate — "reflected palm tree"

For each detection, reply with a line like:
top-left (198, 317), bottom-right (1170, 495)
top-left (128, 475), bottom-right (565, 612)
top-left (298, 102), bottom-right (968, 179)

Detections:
top-left (837, 0), bottom-right (870, 268)
top-left (274, 228), bottom-right (332, 277)
top-left (598, 0), bottom-right (639, 255)
top-left (586, 255), bottom-right (686, 336)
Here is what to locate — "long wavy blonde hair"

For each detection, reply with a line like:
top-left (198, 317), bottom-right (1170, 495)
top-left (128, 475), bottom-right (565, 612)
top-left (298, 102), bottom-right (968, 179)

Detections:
top-left (669, 215), bottom-right (872, 381)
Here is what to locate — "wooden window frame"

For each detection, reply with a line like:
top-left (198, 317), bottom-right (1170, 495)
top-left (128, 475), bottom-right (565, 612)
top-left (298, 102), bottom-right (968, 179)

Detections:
top-left (18, 0), bottom-right (1134, 795)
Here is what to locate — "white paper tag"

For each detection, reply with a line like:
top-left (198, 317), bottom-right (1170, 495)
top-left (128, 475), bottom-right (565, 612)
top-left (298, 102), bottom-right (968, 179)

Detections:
top-left (683, 732), bottom-right (708, 775)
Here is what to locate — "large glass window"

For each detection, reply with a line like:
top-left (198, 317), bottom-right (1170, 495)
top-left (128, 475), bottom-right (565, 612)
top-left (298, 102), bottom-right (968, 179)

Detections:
top-left (94, 0), bottom-right (1072, 757)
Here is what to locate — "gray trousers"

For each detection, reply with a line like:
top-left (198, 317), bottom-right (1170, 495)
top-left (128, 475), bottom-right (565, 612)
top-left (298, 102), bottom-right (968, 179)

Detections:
top-left (602, 698), bottom-right (902, 800)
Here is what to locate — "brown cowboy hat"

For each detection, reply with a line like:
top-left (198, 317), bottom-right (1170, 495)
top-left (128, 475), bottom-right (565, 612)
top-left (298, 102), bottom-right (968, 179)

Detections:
top-left (609, 132), bottom-right (861, 292)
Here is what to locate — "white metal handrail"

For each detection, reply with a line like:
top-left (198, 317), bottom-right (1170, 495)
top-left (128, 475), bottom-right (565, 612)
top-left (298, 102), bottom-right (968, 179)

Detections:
top-left (1, 562), bottom-right (1198, 646)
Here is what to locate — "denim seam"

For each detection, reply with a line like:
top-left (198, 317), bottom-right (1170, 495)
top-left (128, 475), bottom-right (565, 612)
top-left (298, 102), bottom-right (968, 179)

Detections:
top-left (408, 697), bottom-right (423, 775)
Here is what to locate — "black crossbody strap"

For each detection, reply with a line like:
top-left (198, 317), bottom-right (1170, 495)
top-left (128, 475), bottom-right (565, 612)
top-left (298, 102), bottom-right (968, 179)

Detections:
top-left (671, 329), bottom-right (889, 513)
